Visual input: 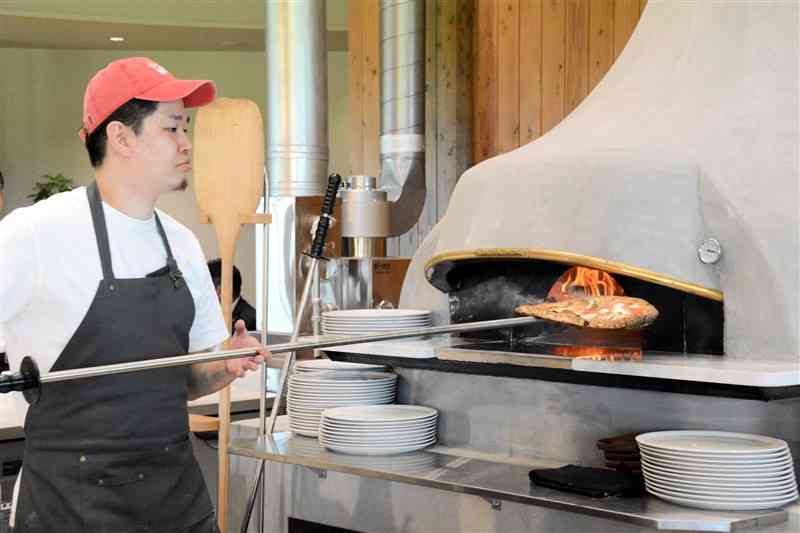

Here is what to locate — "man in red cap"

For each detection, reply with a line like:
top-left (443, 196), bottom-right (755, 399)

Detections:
top-left (0, 57), bottom-right (267, 532)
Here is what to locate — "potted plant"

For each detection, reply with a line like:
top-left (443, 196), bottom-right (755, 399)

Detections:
top-left (29, 173), bottom-right (75, 203)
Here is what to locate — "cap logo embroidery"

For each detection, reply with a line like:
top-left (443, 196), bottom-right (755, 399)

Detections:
top-left (147, 62), bottom-right (169, 75)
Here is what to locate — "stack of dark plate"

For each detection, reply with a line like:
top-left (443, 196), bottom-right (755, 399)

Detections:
top-left (597, 433), bottom-right (642, 474)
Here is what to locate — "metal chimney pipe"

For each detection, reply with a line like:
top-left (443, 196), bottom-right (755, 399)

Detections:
top-left (264, 1), bottom-right (330, 336)
top-left (266, 0), bottom-right (328, 197)
top-left (380, 0), bottom-right (427, 237)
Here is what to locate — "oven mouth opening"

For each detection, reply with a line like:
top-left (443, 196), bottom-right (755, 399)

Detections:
top-left (427, 252), bottom-right (724, 356)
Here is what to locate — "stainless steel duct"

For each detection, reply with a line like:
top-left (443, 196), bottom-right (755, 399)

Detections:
top-left (380, 0), bottom-right (427, 236)
top-left (264, 0), bottom-right (329, 336)
top-left (266, 0), bottom-right (328, 197)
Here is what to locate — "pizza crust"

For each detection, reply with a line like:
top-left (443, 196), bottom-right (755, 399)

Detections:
top-left (515, 296), bottom-right (659, 330)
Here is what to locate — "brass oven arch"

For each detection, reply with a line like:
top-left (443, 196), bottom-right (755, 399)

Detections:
top-left (425, 248), bottom-right (723, 302)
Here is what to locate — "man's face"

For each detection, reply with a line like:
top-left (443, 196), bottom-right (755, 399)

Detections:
top-left (133, 100), bottom-right (193, 194)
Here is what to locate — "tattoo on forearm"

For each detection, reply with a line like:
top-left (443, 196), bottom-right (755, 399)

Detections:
top-left (188, 362), bottom-right (232, 399)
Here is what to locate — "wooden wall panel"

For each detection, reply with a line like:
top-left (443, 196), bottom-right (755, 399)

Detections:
top-left (348, 0), bottom-right (365, 175)
top-left (473, 0), bottom-right (499, 163)
top-left (564, 0), bottom-right (589, 116)
top-left (362, 0), bottom-right (381, 177)
top-left (348, 0), bottom-right (381, 177)
top-left (588, 0), bottom-right (615, 88)
top-left (350, 0), bottom-right (646, 255)
top-left (541, 0), bottom-right (566, 134)
top-left (498, 0), bottom-right (520, 151)
top-left (519, 0), bottom-right (542, 144)
top-left (614, 0), bottom-right (642, 60)
top-left (473, 0), bottom-right (646, 163)
top-left (365, 0), bottom-right (474, 257)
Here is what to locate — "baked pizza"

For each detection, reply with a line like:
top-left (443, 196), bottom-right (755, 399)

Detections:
top-left (515, 296), bottom-right (659, 330)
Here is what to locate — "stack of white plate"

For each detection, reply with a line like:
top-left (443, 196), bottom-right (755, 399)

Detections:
top-left (319, 405), bottom-right (438, 456)
top-left (294, 359), bottom-right (388, 373)
top-left (321, 309), bottom-right (432, 336)
top-left (287, 371), bottom-right (397, 437)
top-left (637, 431), bottom-right (798, 510)
top-left (285, 435), bottom-right (436, 474)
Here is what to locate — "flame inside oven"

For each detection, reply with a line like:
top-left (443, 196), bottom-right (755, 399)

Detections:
top-left (541, 266), bottom-right (643, 359)
top-left (546, 266), bottom-right (625, 301)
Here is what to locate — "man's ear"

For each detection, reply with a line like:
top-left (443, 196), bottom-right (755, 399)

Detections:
top-left (105, 121), bottom-right (136, 159)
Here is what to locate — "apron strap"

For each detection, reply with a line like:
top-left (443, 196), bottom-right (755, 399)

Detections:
top-left (87, 182), bottom-right (182, 285)
top-left (154, 213), bottom-right (184, 288)
top-left (86, 182), bottom-right (114, 281)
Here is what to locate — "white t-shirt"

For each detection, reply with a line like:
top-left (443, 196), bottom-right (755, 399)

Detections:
top-left (0, 186), bottom-right (229, 424)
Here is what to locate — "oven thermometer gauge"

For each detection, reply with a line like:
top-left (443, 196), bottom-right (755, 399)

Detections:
top-left (698, 238), bottom-right (722, 264)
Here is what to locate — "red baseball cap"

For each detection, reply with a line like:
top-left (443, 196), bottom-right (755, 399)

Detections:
top-left (80, 56), bottom-right (216, 139)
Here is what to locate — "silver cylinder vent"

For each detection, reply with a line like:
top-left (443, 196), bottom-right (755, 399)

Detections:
top-left (380, 0), bottom-right (426, 236)
top-left (265, 0), bottom-right (329, 197)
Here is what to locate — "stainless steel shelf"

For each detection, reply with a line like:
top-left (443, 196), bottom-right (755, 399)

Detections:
top-left (229, 433), bottom-right (790, 532)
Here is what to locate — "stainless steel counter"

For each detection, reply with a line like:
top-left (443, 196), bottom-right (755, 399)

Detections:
top-left (229, 432), bottom-right (792, 532)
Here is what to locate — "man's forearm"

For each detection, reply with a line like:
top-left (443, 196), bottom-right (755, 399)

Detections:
top-left (187, 361), bottom-right (236, 400)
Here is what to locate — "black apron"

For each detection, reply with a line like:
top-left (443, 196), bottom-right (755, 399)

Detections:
top-left (14, 183), bottom-right (218, 533)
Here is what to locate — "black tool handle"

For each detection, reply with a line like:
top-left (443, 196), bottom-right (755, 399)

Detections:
top-left (0, 356), bottom-right (39, 395)
top-left (308, 173), bottom-right (342, 260)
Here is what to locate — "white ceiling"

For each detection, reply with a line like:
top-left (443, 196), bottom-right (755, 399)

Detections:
top-left (0, 0), bottom-right (348, 51)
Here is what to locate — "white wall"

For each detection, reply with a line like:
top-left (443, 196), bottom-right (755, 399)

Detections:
top-left (0, 48), bottom-right (350, 304)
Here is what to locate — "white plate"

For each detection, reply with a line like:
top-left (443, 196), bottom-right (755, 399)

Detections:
top-left (322, 313), bottom-right (431, 320)
top-left (289, 383), bottom-right (397, 392)
top-left (320, 424), bottom-right (438, 439)
top-left (288, 388), bottom-right (397, 397)
top-left (288, 391), bottom-right (396, 401)
top-left (289, 392), bottom-right (397, 401)
top-left (289, 393), bottom-right (396, 402)
top-left (322, 319), bottom-right (431, 325)
top-left (320, 421), bottom-right (437, 433)
top-left (318, 434), bottom-right (438, 447)
top-left (288, 387), bottom-right (397, 395)
top-left (289, 406), bottom-right (396, 418)
top-left (323, 405), bottom-right (438, 423)
top-left (289, 419), bottom-right (320, 430)
top-left (320, 433), bottom-right (437, 446)
top-left (288, 391), bottom-right (396, 400)
top-left (321, 328), bottom-right (431, 335)
top-left (289, 382), bottom-right (397, 391)
top-left (643, 470), bottom-right (798, 490)
top-left (289, 404), bottom-right (399, 414)
top-left (317, 434), bottom-right (436, 451)
top-left (641, 449), bottom-right (791, 466)
top-left (289, 381), bottom-right (397, 389)
top-left (646, 486), bottom-right (798, 511)
top-left (288, 414), bottom-right (321, 424)
top-left (291, 371), bottom-right (397, 382)
top-left (636, 431), bottom-right (788, 455)
top-left (320, 420), bottom-right (438, 432)
top-left (645, 478), bottom-right (798, 498)
top-left (289, 428), bottom-right (317, 437)
top-left (289, 382), bottom-right (397, 390)
top-left (639, 444), bottom-right (790, 463)
top-left (289, 422), bottom-right (322, 434)
top-left (323, 309), bottom-right (431, 319)
top-left (288, 400), bottom-right (396, 411)
top-left (294, 360), bottom-right (389, 372)
top-left (321, 439), bottom-right (437, 456)
top-left (318, 435), bottom-right (438, 446)
top-left (319, 427), bottom-right (437, 440)
top-left (322, 320), bottom-right (431, 326)
top-left (321, 325), bottom-right (431, 332)
top-left (641, 459), bottom-right (795, 479)
top-left (641, 455), bottom-right (793, 472)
